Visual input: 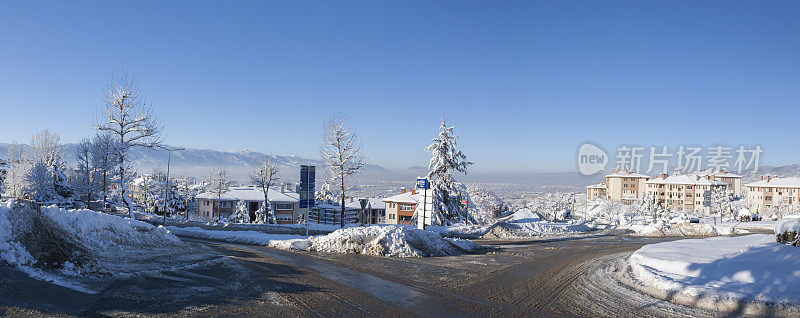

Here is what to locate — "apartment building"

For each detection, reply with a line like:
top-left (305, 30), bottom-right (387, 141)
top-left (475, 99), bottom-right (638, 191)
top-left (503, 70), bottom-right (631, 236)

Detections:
top-left (196, 186), bottom-right (300, 224)
top-left (586, 182), bottom-right (607, 200)
top-left (644, 174), bottom-right (728, 213)
top-left (695, 169), bottom-right (743, 196)
top-left (604, 169), bottom-right (651, 203)
top-left (382, 188), bottom-right (418, 225)
top-left (744, 176), bottom-right (800, 213)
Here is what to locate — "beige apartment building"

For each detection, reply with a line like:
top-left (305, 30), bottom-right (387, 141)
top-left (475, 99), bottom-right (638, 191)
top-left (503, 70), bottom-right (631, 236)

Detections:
top-left (382, 188), bottom-right (417, 225)
top-left (644, 174), bottom-right (728, 213)
top-left (586, 182), bottom-right (607, 200)
top-left (744, 176), bottom-right (800, 213)
top-left (695, 169), bottom-right (743, 197)
top-left (604, 170), bottom-right (650, 203)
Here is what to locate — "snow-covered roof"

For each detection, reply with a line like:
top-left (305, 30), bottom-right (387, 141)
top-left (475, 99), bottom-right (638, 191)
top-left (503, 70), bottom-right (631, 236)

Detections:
top-left (605, 171), bottom-right (650, 178)
top-left (745, 177), bottom-right (800, 188)
top-left (313, 202), bottom-right (358, 211)
top-left (695, 169), bottom-right (742, 178)
top-left (345, 198), bottom-right (386, 210)
top-left (645, 174), bottom-right (728, 186)
top-left (382, 192), bottom-right (418, 204)
top-left (196, 186), bottom-right (299, 203)
top-left (586, 183), bottom-right (606, 189)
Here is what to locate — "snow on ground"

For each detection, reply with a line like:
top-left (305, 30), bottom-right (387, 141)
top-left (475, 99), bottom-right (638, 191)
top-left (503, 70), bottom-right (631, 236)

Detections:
top-left (270, 225), bottom-right (480, 257)
top-left (616, 222), bottom-right (747, 237)
top-left (165, 226), bottom-right (305, 245)
top-left (629, 234), bottom-right (800, 306)
top-left (0, 200), bottom-right (216, 292)
top-left (482, 220), bottom-right (591, 239)
top-left (508, 208), bottom-right (542, 223)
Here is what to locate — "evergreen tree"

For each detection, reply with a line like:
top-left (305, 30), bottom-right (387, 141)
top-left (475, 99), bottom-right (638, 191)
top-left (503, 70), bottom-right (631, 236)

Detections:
top-left (424, 116), bottom-right (474, 225)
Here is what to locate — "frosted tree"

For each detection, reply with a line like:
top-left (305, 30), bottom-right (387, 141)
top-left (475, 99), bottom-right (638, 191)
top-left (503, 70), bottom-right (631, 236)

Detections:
top-left (230, 199), bottom-right (249, 223)
top-left (30, 130), bottom-right (69, 198)
top-left (72, 138), bottom-right (97, 207)
top-left (424, 116), bottom-right (474, 225)
top-left (25, 161), bottom-right (55, 202)
top-left (97, 72), bottom-right (162, 218)
top-left (711, 187), bottom-right (732, 220)
top-left (207, 166), bottom-right (230, 222)
top-left (90, 133), bottom-right (117, 210)
top-left (250, 158), bottom-right (279, 224)
top-left (321, 114), bottom-right (364, 228)
top-left (315, 178), bottom-right (335, 203)
top-left (4, 142), bottom-right (29, 198)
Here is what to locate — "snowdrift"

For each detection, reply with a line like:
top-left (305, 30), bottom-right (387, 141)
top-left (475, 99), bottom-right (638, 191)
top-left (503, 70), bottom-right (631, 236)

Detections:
top-left (0, 200), bottom-right (211, 291)
top-left (622, 222), bottom-right (744, 237)
top-left (270, 226), bottom-right (480, 257)
top-left (628, 234), bottom-right (800, 310)
top-left (482, 221), bottom-right (590, 239)
top-left (508, 208), bottom-right (542, 223)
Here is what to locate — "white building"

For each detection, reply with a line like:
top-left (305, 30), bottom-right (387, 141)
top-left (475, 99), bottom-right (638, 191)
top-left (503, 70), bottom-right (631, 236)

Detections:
top-left (345, 198), bottom-right (386, 224)
top-left (744, 176), bottom-right (800, 213)
top-left (196, 186), bottom-right (300, 224)
top-left (382, 188), bottom-right (418, 225)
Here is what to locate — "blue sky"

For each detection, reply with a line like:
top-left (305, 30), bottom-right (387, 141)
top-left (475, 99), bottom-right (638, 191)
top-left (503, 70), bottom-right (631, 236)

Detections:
top-left (1, 1), bottom-right (799, 173)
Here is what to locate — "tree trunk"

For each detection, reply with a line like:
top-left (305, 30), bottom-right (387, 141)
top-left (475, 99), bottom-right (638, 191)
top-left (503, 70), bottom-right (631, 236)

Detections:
top-left (340, 175), bottom-right (345, 228)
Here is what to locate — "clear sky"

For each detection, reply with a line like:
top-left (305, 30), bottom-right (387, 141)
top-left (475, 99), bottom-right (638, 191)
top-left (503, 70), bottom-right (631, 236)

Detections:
top-left (1, 1), bottom-right (799, 173)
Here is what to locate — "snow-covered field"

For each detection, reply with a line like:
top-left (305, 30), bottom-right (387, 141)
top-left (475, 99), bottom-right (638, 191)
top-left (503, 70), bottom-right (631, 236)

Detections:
top-left (628, 234), bottom-right (800, 312)
top-left (165, 226), bottom-right (305, 245)
top-left (0, 201), bottom-right (217, 293)
top-left (270, 226), bottom-right (480, 257)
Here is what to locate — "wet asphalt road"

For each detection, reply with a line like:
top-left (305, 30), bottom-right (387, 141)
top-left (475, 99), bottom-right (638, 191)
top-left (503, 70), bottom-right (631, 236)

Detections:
top-left (0, 233), bottom-right (731, 317)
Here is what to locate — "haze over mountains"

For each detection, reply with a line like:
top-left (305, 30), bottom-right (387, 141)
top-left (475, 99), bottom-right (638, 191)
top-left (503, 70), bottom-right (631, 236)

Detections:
top-left (0, 143), bottom-right (794, 186)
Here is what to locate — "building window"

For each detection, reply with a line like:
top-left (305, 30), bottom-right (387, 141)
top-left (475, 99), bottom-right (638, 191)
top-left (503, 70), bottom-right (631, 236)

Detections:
top-left (276, 203), bottom-right (293, 210)
top-left (399, 204), bottom-right (415, 211)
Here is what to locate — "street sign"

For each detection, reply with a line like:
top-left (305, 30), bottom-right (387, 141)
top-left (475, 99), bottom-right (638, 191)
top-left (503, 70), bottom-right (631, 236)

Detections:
top-left (416, 178), bottom-right (429, 189)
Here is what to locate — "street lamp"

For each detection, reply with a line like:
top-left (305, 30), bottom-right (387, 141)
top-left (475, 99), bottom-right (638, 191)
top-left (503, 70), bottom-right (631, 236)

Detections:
top-left (159, 146), bottom-right (185, 226)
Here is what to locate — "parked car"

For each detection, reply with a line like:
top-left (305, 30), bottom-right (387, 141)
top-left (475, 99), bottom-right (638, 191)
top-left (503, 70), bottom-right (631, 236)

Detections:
top-left (689, 217), bottom-right (700, 223)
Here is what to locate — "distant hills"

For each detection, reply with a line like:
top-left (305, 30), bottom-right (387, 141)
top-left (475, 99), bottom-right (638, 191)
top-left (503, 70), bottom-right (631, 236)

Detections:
top-left (1, 142), bottom-right (796, 186)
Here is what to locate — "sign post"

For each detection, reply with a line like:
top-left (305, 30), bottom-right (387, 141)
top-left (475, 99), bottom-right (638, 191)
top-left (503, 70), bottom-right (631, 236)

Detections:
top-left (359, 198), bottom-right (368, 225)
top-left (416, 177), bottom-right (430, 230)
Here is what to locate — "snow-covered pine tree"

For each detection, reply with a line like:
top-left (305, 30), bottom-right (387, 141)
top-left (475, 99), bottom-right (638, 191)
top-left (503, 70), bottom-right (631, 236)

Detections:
top-left (230, 199), bottom-right (249, 223)
top-left (424, 116), bottom-right (474, 226)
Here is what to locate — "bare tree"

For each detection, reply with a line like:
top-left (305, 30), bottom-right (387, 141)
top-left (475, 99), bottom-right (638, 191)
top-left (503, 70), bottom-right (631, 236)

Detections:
top-left (207, 166), bottom-right (230, 222)
top-left (321, 114), bottom-right (365, 228)
top-left (250, 158), bottom-right (280, 224)
top-left (97, 72), bottom-right (162, 218)
top-left (73, 138), bottom-right (96, 207)
top-left (91, 132), bottom-right (117, 210)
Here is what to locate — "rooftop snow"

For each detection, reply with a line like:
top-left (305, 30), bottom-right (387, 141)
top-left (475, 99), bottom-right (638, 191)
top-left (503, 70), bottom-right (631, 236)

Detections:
top-left (645, 174), bottom-right (728, 186)
top-left (745, 177), bottom-right (800, 188)
top-left (382, 192), bottom-right (418, 204)
top-left (345, 198), bottom-right (386, 210)
top-left (196, 186), bottom-right (299, 203)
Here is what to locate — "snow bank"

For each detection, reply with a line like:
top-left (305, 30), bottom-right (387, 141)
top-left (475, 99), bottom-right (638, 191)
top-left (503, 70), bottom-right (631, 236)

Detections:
top-left (482, 220), bottom-right (590, 239)
top-left (270, 226), bottom-right (480, 257)
top-left (620, 222), bottom-right (745, 237)
top-left (629, 234), bottom-right (800, 305)
top-left (508, 208), bottom-right (542, 223)
top-left (0, 201), bottom-right (213, 292)
top-left (165, 226), bottom-right (305, 245)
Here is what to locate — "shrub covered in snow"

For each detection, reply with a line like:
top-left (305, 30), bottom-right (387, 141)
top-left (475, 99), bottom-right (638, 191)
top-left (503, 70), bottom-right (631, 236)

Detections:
top-left (482, 220), bottom-right (590, 239)
top-left (775, 218), bottom-right (800, 246)
top-left (270, 225), bottom-right (479, 257)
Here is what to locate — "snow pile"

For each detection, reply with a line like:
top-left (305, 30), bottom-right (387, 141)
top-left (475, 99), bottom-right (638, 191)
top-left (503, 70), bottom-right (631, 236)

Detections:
top-left (270, 226), bottom-right (480, 257)
top-left (775, 218), bottom-right (800, 245)
top-left (165, 226), bottom-right (305, 245)
top-left (482, 220), bottom-right (590, 239)
top-left (508, 208), bottom-right (542, 223)
top-left (624, 222), bottom-right (743, 237)
top-left (629, 234), bottom-right (800, 305)
top-left (0, 200), bottom-right (212, 291)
